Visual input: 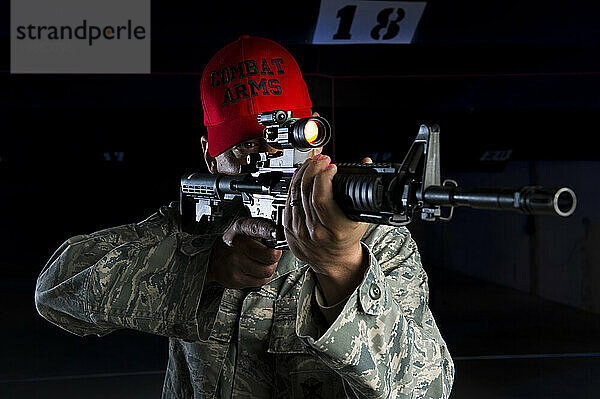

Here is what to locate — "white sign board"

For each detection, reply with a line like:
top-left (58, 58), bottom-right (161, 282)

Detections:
top-left (313, 0), bottom-right (427, 44)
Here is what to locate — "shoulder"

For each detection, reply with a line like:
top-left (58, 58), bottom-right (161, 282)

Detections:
top-left (139, 201), bottom-right (181, 227)
top-left (99, 201), bottom-right (182, 243)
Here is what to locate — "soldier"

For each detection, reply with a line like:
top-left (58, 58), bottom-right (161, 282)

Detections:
top-left (35, 35), bottom-right (454, 398)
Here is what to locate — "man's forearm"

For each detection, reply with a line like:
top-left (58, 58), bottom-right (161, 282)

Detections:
top-left (313, 242), bottom-right (369, 306)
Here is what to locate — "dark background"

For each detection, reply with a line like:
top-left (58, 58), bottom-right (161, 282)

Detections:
top-left (2, 1), bottom-right (600, 398)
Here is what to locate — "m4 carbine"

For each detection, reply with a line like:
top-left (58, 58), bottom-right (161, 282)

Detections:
top-left (181, 110), bottom-right (577, 248)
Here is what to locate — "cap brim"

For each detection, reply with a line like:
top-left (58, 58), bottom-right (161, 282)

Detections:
top-left (207, 108), bottom-right (313, 157)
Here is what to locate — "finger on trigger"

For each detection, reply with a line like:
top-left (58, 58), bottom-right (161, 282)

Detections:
top-left (223, 217), bottom-right (277, 245)
top-left (239, 217), bottom-right (278, 240)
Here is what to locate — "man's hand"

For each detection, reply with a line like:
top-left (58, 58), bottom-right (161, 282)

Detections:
top-left (284, 155), bottom-right (373, 305)
top-left (206, 218), bottom-right (282, 289)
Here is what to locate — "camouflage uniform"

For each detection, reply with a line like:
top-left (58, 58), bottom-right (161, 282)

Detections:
top-left (35, 200), bottom-right (454, 398)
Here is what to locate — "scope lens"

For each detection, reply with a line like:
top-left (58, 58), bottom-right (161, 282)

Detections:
top-left (303, 121), bottom-right (319, 144)
top-left (289, 116), bottom-right (331, 149)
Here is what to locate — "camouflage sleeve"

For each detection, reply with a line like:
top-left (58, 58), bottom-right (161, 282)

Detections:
top-left (35, 203), bottom-right (222, 342)
top-left (296, 225), bottom-right (454, 399)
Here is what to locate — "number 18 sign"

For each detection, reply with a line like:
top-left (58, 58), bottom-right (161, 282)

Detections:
top-left (312, 0), bottom-right (427, 44)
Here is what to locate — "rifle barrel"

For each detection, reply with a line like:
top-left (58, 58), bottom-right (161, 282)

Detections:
top-left (423, 185), bottom-right (576, 217)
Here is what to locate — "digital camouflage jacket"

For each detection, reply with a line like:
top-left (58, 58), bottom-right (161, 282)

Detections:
top-left (35, 201), bottom-right (454, 398)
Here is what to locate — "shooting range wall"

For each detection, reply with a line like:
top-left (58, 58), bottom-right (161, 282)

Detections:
top-left (409, 160), bottom-right (600, 313)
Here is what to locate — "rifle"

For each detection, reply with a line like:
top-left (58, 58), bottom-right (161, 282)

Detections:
top-left (181, 110), bottom-right (577, 249)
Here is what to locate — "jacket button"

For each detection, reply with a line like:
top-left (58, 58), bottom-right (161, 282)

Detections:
top-left (369, 283), bottom-right (381, 300)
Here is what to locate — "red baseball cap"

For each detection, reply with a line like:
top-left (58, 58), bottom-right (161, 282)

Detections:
top-left (201, 35), bottom-right (313, 157)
